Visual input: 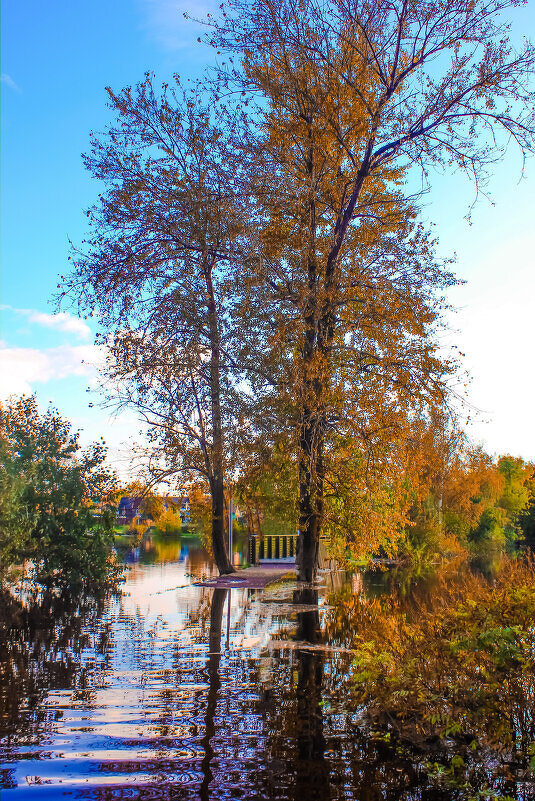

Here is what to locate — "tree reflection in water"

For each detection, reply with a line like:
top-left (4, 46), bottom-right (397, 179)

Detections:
top-left (2, 552), bottom-right (535, 799)
top-left (292, 587), bottom-right (331, 800)
top-left (200, 587), bottom-right (227, 801)
top-left (0, 590), bottom-right (112, 756)
top-left (196, 585), bottom-right (332, 800)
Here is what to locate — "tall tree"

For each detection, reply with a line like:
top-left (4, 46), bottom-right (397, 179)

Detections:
top-left (60, 77), bottom-right (249, 574)
top-left (206, 0), bottom-right (535, 579)
top-left (239, 207), bottom-right (459, 570)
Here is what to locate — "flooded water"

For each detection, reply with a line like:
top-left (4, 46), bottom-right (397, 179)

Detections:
top-left (1, 532), bottom-right (534, 800)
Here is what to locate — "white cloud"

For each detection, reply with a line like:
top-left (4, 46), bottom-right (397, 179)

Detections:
top-left (1, 73), bottom-right (22, 93)
top-left (27, 310), bottom-right (91, 339)
top-left (139, 0), bottom-right (218, 51)
top-left (0, 344), bottom-right (104, 399)
top-left (1, 305), bottom-right (91, 339)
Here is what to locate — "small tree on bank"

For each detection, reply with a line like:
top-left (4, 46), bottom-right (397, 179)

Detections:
top-left (0, 396), bottom-right (118, 592)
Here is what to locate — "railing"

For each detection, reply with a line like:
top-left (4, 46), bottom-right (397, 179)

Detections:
top-left (247, 533), bottom-right (298, 564)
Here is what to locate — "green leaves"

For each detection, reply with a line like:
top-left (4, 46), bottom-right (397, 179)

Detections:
top-left (325, 556), bottom-right (535, 796)
top-left (0, 396), bottom-right (120, 593)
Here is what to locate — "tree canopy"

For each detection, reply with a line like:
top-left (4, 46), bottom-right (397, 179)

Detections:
top-left (204, 0), bottom-right (535, 578)
top-left (0, 396), bottom-right (119, 592)
top-left (60, 0), bottom-right (535, 579)
top-left (61, 79), bottom-right (254, 573)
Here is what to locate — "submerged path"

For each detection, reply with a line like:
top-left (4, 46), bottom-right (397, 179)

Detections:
top-left (196, 560), bottom-right (296, 589)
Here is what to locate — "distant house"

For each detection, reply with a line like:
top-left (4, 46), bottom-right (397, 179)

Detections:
top-left (117, 496), bottom-right (143, 524)
top-left (116, 495), bottom-right (191, 525)
top-left (164, 496), bottom-right (191, 522)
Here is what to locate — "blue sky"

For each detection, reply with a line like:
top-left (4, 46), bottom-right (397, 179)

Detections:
top-left (1, 0), bottom-right (535, 472)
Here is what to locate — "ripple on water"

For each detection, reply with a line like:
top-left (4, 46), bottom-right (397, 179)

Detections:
top-left (3, 549), bottom-right (534, 800)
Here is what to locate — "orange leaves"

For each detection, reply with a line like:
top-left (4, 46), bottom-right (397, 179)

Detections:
top-left (327, 555), bottom-right (535, 759)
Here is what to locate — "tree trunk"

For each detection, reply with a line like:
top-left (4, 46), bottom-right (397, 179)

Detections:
top-left (206, 262), bottom-right (235, 575)
top-left (297, 329), bottom-right (326, 582)
top-left (297, 406), bottom-right (323, 582)
top-left (210, 474), bottom-right (233, 574)
top-left (297, 126), bottom-right (323, 582)
top-left (296, 150), bottom-right (372, 582)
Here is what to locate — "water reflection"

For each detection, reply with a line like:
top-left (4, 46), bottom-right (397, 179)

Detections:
top-left (0, 590), bottom-right (112, 750)
top-left (293, 589), bottom-right (330, 800)
top-left (200, 588), bottom-right (227, 801)
top-left (1, 536), bottom-right (534, 799)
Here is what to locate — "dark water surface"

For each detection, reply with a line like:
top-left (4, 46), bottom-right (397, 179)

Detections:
top-left (1, 534), bottom-right (534, 800)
